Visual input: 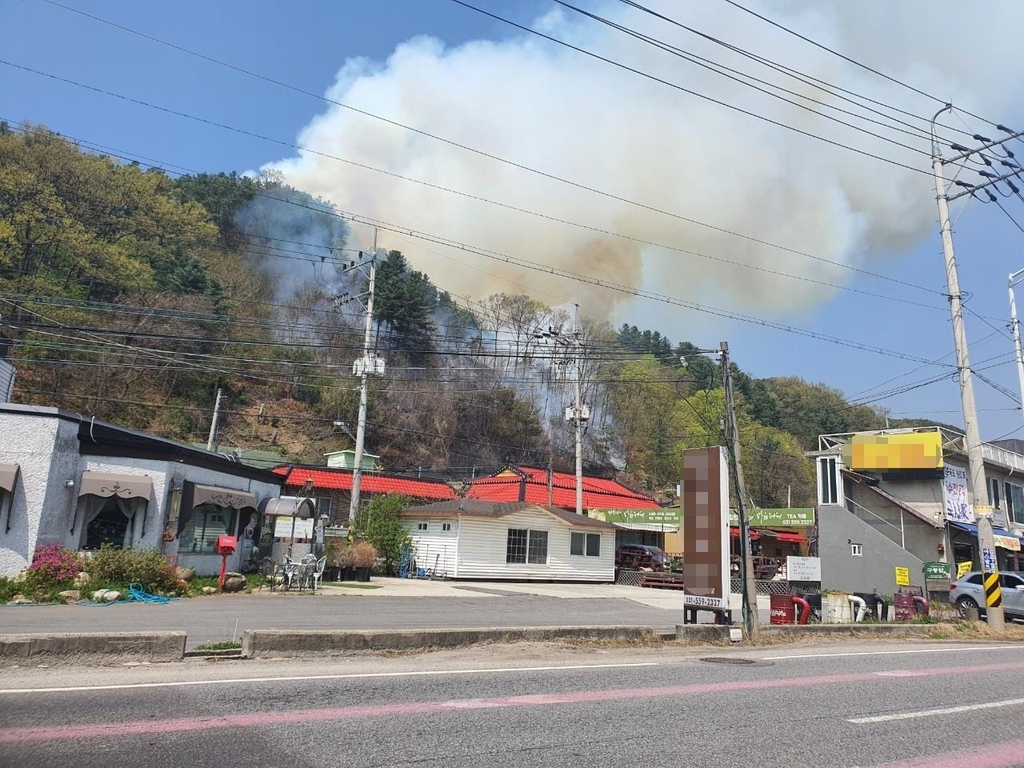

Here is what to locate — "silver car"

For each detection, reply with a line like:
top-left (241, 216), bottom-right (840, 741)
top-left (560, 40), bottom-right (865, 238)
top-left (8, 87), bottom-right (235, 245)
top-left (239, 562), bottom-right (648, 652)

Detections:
top-left (950, 570), bottom-right (1024, 621)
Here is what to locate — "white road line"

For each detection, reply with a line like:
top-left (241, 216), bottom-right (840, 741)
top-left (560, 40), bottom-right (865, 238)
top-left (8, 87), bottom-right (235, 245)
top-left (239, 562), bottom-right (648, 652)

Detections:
top-left (0, 662), bottom-right (660, 695)
top-left (765, 645), bottom-right (1010, 660)
top-left (849, 697), bottom-right (1024, 724)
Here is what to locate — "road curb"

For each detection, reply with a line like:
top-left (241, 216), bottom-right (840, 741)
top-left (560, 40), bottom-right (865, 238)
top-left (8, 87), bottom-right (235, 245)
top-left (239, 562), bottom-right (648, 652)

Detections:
top-left (0, 631), bottom-right (186, 662)
top-left (240, 625), bottom-right (656, 658)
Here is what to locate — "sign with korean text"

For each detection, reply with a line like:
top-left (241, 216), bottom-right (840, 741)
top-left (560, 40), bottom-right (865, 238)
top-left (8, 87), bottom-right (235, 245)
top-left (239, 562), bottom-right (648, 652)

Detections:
top-left (923, 562), bottom-right (951, 581)
top-left (994, 534), bottom-right (1021, 552)
top-left (594, 508), bottom-right (681, 526)
top-left (982, 546), bottom-right (997, 573)
top-left (728, 508), bottom-right (816, 527)
top-left (957, 561), bottom-right (973, 579)
top-left (682, 447), bottom-right (729, 611)
top-left (273, 516), bottom-right (314, 539)
top-left (787, 556), bottom-right (821, 582)
top-left (942, 466), bottom-right (975, 524)
top-left (894, 566), bottom-right (910, 586)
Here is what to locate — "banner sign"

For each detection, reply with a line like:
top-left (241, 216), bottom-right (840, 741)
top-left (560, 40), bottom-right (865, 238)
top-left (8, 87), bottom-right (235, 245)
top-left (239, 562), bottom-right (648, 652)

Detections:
top-left (273, 516), bottom-right (314, 539)
top-left (787, 556), bottom-right (821, 582)
top-left (957, 561), bottom-right (973, 579)
top-left (842, 430), bottom-right (943, 471)
top-left (994, 534), bottom-right (1021, 552)
top-left (682, 447), bottom-right (729, 611)
top-left (942, 465), bottom-right (976, 524)
top-left (923, 562), bottom-right (951, 580)
top-left (594, 508), bottom-right (680, 526)
top-left (728, 507), bottom-right (815, 527)
top-left (895, 566), bottom-right (910, 586)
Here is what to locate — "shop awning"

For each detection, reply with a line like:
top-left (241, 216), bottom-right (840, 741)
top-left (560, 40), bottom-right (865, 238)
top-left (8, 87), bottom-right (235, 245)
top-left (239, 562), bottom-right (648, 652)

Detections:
top-left (613, 522), bottom-right (679, 533)
top-left (188, 483), bottom-right (257, 511)
top-left (759, 530), bottom-right (807, 544)
top-left (258, 496), bottom-right (316, 519)
top-left (729, 526), bottom-right (762, 540)
top-left (0, 464), bottom-right (19, 494)
top-left (79, 471), bottom-right (153, 501)
top-left (949, 521), bottom-right (1024, 551)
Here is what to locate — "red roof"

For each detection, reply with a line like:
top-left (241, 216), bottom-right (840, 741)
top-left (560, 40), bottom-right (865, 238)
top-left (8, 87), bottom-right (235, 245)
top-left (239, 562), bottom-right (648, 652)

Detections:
top-left (272, 466), bottom-right (457, 500)
top-left (467, 466), bottom-right (659, 511)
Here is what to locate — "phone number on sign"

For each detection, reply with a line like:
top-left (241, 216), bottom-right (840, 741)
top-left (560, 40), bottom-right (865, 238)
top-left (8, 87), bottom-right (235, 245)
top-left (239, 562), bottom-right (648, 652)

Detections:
top-left (684, 595), bottom-right (727, 608)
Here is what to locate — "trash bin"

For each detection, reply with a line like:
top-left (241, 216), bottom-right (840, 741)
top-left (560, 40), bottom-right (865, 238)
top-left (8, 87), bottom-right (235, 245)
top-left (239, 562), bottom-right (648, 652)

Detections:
top-left (894, 593), bottom-right (916, 622)
top-left (770, 593), bottom-right (796, 625)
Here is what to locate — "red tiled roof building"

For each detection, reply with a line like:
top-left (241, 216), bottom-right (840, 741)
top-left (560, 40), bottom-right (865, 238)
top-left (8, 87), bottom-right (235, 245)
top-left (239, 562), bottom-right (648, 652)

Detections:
top-left (466, 466), bottom-right (659, 512)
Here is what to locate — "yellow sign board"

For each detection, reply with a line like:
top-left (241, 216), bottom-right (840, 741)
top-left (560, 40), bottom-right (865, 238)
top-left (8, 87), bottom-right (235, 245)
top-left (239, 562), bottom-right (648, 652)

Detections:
top-left (957, 561), bottom-right (973, 579)
top-left (994, 534), bottom-right (1022, 552)
top-left (843, 431), bottom-right (943, 471)
top-left (895, 566), bottom-right (910, 586)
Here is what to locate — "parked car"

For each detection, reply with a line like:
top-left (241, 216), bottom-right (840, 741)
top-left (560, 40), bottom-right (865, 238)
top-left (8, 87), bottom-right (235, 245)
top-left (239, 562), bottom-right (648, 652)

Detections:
top-left (615, 544), bottom-right (670, 571)
top-left (950, 570), bottom-right (1024, 621)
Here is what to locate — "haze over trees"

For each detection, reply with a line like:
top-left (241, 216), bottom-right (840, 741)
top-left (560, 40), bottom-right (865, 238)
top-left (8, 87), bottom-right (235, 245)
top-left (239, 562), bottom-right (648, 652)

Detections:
top-left (0, 124), bottom-right (917, 505)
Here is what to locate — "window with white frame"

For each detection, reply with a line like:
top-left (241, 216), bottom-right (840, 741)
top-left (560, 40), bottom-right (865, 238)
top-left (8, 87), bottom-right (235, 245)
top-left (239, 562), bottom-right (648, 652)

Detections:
top-left (817, 457), bottom-right (840, 505)
top-left (988, 478), bottom-right (1002, 510)
top-left (317, 497), bottom-right (332, 521)
top-left (180, 505), bottom-right (236, 554)
top-left (851, 543), bottom-right (863, 557)
top-left (570, 531), bottom-right (601, 557)
top-left (416, 522), bottom-right (428, 531)
top-left (1006, 482), bottom-right (1024, 525)
top-left (442, 522), bottom-right (452, 532)
top-left (506, 528), bottom-right (548, 564)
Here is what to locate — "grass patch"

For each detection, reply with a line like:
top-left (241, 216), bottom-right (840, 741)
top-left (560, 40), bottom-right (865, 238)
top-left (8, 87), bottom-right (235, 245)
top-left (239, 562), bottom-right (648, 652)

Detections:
top-left (194, 640), bottom-right (242, 651)
top-left (323, 582), bottom-right (382, 590)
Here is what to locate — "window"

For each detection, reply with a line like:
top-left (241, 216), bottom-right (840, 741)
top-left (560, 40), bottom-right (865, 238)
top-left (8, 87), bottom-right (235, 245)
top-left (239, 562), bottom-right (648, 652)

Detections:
top-left (180, 505), bottom-right (236, 554)
top-left (1007, 482), bottom-right (1024, 525)
top-left (989, 478), bottom-right (1002, 510)
top-left (442, 522), bottom-right (452, 532)
top-left (416, 522), bottom-right (428, 531)
top-left (507, 529), bottom-right (528, 563)
top-left (506, 529), bottom-right (549, 564)
top-left (817, 457), bottom-right (840, 505)
top-left (851, 543), bottom-right (863, 557)
top-left (570, 532), bottom-right (601, 557)
top-left (317, 497), bottom-right (332, 520)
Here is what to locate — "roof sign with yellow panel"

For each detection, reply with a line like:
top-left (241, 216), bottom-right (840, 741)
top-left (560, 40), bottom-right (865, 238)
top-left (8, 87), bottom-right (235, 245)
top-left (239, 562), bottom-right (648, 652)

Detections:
top-left (842, 430), bottom-right (943, 471)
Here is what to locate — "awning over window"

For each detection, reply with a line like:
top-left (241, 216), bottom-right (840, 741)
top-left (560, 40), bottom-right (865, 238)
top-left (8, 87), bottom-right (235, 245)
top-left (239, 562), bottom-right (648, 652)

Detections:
top-left (188, 483), bottom-right (257, 511)
top-left (759, 530), bottom-right (807, 544)
top-left (0, 464), bottom-right (19, 494)
top-left (613, 522), bottom-right (679, 533)
top-left (258, 496), bottom-right (316, 519)
top-left (949, 521), bottom-right (1024, 551)
top-left (79, 471), bottom-right (153, 501)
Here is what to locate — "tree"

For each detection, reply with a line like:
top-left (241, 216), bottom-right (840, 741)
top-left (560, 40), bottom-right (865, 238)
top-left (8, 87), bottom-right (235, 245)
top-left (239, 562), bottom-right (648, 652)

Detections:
top-left (762, 376), bottom-right (885, 449)
top-left (373, 250), bottom-right (436, 360)
top-left (350, 493), bottom-right (412, 576)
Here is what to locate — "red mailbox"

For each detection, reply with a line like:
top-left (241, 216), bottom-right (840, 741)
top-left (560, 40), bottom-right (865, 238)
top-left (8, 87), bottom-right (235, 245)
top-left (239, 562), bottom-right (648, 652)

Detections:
top-left (216, 535), bottom-right (237, 555)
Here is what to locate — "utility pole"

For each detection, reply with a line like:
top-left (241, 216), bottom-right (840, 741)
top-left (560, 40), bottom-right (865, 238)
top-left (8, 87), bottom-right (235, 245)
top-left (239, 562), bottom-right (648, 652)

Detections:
top-left (573, 307), bottom-right (584, 516)
top-left (349, 232), bottom-right (380, 524)
top-left (721, 341), bottom-right (759, 641)
top-left (931, 107), bottom-right (1002, 629)
top-left (206, 387), bottom-right (223, 452)
top-left (1009, 269), bottom-right (1024, 422)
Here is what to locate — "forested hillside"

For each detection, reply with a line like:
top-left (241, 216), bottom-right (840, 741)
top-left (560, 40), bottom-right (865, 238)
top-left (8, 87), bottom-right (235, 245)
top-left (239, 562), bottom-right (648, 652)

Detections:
top-left (0, 124), bottom-right (929, 505)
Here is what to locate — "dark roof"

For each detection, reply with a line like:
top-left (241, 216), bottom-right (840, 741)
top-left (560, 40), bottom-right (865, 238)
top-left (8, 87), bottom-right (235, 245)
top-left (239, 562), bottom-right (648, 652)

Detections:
top-left (0, 403), bottom-right (283, 485)
top-left (402, 499), bottom-right (616, 530)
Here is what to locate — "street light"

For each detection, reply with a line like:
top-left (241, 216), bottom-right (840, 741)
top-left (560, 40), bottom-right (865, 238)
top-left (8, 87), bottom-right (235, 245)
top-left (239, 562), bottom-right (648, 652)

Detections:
top-left (1009, 269), bottom-right (1024, 423)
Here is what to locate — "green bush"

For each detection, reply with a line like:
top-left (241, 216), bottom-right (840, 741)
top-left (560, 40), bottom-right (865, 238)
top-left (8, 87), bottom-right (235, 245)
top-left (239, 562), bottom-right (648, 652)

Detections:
top-left (87, 544), bottom-right (178, 592)
top-left (0, 577), bottom-right (20, 603)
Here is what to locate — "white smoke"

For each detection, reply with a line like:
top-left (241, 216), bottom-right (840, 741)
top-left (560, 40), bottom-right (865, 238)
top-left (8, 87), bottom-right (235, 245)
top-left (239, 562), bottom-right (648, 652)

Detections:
top-left (260, 0), bottom-right (1024, 323)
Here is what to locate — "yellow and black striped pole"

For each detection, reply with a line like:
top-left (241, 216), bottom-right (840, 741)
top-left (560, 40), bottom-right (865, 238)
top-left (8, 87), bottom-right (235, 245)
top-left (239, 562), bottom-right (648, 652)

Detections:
top-left (984, 569), bottom-right (1002, 612)
top-left (978, 510), bottom-right (1005, 630)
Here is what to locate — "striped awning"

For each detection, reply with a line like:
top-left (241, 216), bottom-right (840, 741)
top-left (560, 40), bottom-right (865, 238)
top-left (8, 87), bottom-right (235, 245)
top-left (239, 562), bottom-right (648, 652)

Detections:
top-left (0, 464), bottom-right (19, 494)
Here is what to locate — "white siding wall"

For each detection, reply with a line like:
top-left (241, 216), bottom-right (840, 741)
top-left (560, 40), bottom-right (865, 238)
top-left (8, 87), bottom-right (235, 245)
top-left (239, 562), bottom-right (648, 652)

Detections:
top-left (456, 509), bottom-right (614, 582)
top-left (404, 518), bottom-right (459, 577)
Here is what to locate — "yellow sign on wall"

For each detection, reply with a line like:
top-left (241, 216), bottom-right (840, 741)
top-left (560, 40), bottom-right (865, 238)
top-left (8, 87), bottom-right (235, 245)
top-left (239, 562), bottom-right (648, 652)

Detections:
top-left (843, 431), bottom-right (943, 471)
top-left (895, 566), bottom-right (910, 586)
top-left (957, 561), bottom-right (973, 579)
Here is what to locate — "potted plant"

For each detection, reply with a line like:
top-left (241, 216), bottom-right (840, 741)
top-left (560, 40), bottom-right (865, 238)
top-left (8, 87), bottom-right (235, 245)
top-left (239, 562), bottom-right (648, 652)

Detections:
top-left (326, 541), bottom-right (354, 582)
top-left (352, 541), bottom-right (378, 582)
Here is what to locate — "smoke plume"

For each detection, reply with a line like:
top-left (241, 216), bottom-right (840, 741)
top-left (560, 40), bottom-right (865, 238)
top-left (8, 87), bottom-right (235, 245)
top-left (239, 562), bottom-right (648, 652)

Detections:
top-left (261, 0), bottom-right (1024, 323)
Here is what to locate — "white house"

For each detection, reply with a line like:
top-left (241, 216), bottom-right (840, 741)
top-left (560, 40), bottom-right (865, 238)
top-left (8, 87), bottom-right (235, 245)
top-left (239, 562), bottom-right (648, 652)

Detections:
top-left (0, 404), bottom-right (283, 577)
top-left (401, 499), bottom-right (616, 582)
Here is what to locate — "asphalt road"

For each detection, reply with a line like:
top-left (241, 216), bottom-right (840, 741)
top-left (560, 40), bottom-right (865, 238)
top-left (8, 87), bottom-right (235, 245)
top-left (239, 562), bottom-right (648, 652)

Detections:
top-left (0, 594), bottom-right (684, 647)
top-left (2, 641), bottom-right (1024, 767)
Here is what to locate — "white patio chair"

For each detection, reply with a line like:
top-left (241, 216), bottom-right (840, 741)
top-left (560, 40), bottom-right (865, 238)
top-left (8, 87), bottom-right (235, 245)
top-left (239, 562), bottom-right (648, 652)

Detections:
top-left (312, 556), bottom-right (327, 590)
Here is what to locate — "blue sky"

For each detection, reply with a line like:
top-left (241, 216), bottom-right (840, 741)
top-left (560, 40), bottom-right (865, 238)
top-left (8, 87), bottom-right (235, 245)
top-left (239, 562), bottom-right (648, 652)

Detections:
top-left (3, 0), bottom-right (1024, 440)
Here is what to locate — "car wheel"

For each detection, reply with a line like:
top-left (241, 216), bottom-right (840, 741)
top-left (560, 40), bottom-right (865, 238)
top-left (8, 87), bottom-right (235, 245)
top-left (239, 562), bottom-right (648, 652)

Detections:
top-left (956, 596), bottom-right (981, 619)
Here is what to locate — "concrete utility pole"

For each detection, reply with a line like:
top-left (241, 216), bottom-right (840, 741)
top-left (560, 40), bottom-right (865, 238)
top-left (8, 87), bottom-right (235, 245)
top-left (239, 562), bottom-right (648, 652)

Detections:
top-left (206, 387), bottom-right (223, 452)
top-left (1009, 269), bottom-right (1024, 423)
top-left (349, 233), bottom-right (379, 524)
top-left (932, 106), bottom-right (1002, 629)
top-left (573, 307), bottom-right (584, 516)
top-left (720, 341), bottom-right (759, 640)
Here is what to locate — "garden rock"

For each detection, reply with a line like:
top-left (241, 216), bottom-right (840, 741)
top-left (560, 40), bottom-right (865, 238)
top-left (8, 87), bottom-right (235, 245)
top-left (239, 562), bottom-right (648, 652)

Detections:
top-left (9, 594), bottom-right (33, 605)
top-left (91, 589), bottom-right (120, 602)
top-left (73, 572), bottom-right (91, 588)
top-left (202, 586), bottom-right (218, 595)
top-left (222, 573), bottom-right (246, 593)
top-left (174, 566), bottom-right (196, 583)
top-left (57, 590), bottom-right (80, 601)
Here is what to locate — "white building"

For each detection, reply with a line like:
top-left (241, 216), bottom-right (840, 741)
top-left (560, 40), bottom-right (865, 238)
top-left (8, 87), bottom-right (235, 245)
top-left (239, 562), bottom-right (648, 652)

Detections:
top-left (401, 499), bottom-right (616, 582)
top-left (0, 404), bottom-right (283, 577)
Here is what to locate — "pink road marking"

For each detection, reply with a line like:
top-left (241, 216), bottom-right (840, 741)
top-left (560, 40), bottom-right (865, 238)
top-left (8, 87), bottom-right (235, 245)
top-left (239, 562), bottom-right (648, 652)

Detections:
top-left (866, 739), bottom-right (1024, 768)
top-left (3, 660), bottom-right (1024, 745)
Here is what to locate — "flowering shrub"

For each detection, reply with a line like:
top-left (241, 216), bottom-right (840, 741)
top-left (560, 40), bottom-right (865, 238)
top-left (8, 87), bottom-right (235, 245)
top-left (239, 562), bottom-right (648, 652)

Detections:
top-left (27, 544), bottom-right (81, 586)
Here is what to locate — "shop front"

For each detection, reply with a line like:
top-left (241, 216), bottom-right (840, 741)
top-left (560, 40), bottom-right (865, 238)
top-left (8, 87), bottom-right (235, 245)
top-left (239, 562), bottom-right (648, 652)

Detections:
top-left (175, 481), bottom-right (258, 575)
top-left (948, 521), bottom-right (1024, 573)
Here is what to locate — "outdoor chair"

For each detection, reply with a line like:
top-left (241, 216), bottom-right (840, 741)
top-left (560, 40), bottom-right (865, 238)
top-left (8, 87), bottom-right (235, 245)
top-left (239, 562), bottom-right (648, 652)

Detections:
top-left (312, 556), bottom-right (326, 590)
top-left (258, 557), bottom-right (279, 592)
